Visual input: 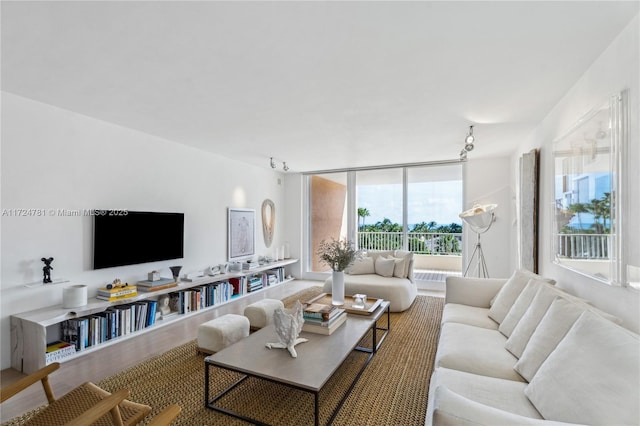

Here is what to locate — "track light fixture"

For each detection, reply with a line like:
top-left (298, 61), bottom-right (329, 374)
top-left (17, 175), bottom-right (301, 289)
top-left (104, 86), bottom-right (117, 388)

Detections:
top-left (460, 125), bottom-right (476, 161)
top-left (465, 126), bottom-right (475, 144)
top-left (464, 126), bottom-right (475, 151)
top-left (269, 157), bottom-right (290, 171)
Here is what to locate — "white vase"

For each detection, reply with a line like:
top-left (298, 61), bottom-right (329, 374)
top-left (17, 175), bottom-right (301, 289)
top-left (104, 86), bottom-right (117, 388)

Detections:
top-left (331, 270), bottom-right (345, 306)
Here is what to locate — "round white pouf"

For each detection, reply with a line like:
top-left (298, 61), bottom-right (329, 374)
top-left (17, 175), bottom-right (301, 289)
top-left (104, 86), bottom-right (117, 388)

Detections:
top-left (244, 299), bottom-right (285, 329)
top-left (197, 314), bottom-right (250, 354)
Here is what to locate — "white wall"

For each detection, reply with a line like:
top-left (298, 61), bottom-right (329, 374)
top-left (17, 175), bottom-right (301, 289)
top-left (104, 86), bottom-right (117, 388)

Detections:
top-left (0, 93), bottom-right (287, 369)
top-left (511, 15), bottom-right (640, 332)
top-left (462, 156), bottom-right (514, 279)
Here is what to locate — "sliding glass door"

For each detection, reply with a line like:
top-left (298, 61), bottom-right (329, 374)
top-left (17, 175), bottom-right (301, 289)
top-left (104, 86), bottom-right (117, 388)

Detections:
top-left (305, 163), bottom-right (463, 276)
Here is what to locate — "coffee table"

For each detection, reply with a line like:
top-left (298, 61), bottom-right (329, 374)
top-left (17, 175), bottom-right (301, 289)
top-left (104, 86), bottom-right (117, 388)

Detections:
top-left (204, 300), bottom-right (390, 425)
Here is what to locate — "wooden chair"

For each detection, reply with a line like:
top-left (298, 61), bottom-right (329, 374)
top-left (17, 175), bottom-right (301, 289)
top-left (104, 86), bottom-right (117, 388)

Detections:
top-left (1, 363), bottom-right (181, 425)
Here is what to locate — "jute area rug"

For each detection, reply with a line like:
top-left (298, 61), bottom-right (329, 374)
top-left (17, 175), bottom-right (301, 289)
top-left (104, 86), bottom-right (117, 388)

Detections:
top-left (7, 287), bottom-right (443, 426)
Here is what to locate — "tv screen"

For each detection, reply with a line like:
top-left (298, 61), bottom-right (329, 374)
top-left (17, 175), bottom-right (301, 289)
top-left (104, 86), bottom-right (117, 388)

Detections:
top-left (93, 211), bottom-right (184, 269)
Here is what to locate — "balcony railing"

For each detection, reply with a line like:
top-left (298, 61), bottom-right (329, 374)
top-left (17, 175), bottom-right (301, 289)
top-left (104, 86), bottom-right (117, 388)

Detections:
top-left (555, 233), bottom-right (609, 259)
top-left (357, 232), bottom-right (462, 255)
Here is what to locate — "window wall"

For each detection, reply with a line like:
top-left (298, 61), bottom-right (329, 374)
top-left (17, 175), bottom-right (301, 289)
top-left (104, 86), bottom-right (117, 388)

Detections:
top-left (305, 162), bottom-right (463, 276)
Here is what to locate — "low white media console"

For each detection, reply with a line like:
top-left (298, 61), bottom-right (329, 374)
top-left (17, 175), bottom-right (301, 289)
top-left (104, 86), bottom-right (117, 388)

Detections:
top-left (11, 258), bottom-right (298, 374)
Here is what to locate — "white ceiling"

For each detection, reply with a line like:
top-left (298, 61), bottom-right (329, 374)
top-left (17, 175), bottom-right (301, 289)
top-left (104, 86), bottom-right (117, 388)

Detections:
top-left (2, 1), bottom-right (637, 172)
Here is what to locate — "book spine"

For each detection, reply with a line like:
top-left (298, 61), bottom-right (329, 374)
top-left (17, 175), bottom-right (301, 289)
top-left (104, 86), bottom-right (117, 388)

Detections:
top-left (303, 312), bottom-right (330, 321)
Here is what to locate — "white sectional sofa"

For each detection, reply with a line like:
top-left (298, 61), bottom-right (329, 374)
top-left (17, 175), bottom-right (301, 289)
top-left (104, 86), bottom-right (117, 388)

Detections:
top-left (323, 249), bottom-right (417, 312)
top-left (426, 270), bottom-right (640, 426)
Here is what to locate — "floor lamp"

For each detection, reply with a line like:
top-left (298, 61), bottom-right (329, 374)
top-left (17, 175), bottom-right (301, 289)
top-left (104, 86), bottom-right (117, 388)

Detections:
top-left (459, 204), bottom-right (497, 278)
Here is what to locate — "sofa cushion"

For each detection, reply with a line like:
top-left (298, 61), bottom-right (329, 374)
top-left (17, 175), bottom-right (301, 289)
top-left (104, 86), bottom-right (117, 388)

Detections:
top-left (514, 291), bottom-right (623, 382)
top-left (488, 269), bottom-right (555, 324)
top-left (504, 283), bottom-right (558, 358)
top-left (430, 368), bottom-right (541, 419)
top-left (498, 278), bottom-right (546, 338)
top-left (375, 256), bottom-right (395, 277)
top-left (435, 322), bottom-right (525, 382)
top-left (346, 256), bottom-right (375, 275)
top-left (429, 387), bottom-right (574, 426)
top-left (441, 304), bottom-right (498, 330)
top-left (525, 311), bottom-right (640, 425)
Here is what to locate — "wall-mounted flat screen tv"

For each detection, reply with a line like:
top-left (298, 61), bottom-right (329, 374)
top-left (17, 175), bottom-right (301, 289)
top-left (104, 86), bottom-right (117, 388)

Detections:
top-left (93, 210), bottom-right (184, 269)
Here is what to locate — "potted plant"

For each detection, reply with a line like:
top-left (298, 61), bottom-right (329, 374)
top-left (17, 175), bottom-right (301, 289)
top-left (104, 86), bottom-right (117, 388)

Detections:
top-left (317, 238), bottom-right (358, 305)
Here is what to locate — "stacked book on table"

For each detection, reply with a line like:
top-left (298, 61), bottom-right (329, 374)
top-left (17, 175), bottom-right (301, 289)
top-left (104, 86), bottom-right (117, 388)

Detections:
top-left (302, 303), bottom-right (346, 335)
top-left (136, 277), bottom-right (178, 293)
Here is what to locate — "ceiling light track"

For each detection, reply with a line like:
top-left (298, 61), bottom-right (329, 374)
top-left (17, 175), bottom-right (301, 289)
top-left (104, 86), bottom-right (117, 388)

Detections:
top-left (270, 157), bottom-right (290, 172)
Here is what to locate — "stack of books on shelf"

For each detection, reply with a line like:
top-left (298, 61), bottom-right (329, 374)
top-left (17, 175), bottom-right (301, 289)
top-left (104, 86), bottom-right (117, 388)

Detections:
top-left (229, 277), bottom-right (246, 297)
top-left (302, 303), bottom-right (347, 335)
top-left (136, 277), bottom-right (178, 292)
top-left (45, 340), bottom-right (76, 363)
top-left (247, 276), bottom-right (263, 293)
top-left (96, 284), bottom-right (138, 301)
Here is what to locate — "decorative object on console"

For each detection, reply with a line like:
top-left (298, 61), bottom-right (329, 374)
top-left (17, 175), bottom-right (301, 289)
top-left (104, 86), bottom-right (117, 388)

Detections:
top-left (261, 199), bottom-right (275, 248)
top-left (41, 257), bottom-right (54, 283)
top-left (265, 301), bottom-right (308, 358)
top-left (459, 203), bottom-right (497, 278)
top-left (317, 238), bottom-right (358, 306)
top-left (62, 284), bottom-right (87, 308)
top-left (169, 265), bottom-right (182, 282)
top-left (228, 208), bottom-right (256, 261)
top-left (157, 295), bottom-right (171, 316)
top-left (148, 270), bottom-right (160, 281)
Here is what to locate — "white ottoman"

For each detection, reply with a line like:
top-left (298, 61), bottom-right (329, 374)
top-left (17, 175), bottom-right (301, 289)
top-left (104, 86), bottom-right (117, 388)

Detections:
top-left (244, 299), bottom-right (285, 329)
top-left (197, 314), bottom-right (250, 354)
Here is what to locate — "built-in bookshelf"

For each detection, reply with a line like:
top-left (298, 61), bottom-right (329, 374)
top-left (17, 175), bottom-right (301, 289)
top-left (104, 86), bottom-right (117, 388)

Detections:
top-left (10, 259), bottom-right (298, 374)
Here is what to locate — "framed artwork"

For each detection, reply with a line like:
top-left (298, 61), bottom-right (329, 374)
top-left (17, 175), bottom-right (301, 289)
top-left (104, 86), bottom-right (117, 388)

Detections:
top-left (228, 208), bottom-right (256, 261)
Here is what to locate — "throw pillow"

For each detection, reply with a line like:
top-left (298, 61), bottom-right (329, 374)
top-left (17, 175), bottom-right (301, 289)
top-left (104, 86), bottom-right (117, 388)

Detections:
top-left (374, 256), bottom-right (395, 278)
top-left (488, 269), bottom-right (555, 324)
top-left (366, 250), bottom-right (394, 263)
top-left (393, 250), bottom-right (414, 278)
top-left (498, 278), bottom-right (545, 338)
top-left (514, 293), bottom-right (622, 381)
top-left (345, 256), bottom-right (375, 275)
top-left (525, 311), bottom-right (639, 425)
top-left (385, 255), bottom-right (411, 279)
top-left (504, 283), bottom-right (558, 358)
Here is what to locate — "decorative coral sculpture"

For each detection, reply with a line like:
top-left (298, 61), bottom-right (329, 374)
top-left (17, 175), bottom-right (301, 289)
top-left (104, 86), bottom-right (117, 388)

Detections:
top-left (265, 300), bottom-right (308, 358)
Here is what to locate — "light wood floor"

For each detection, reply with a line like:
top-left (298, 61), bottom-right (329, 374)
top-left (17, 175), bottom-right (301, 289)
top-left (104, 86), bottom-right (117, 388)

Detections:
top-left (0, 280), bottom-right (443, 422)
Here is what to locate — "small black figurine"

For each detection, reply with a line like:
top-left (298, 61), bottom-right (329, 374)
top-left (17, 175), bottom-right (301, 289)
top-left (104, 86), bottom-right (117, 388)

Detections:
top-left (41, 257), bottom-right (54, 283)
